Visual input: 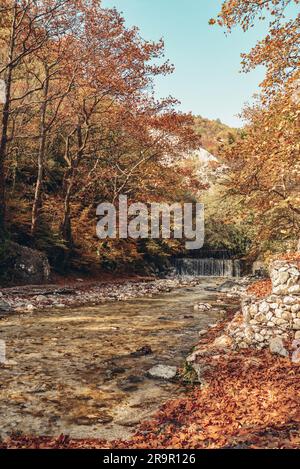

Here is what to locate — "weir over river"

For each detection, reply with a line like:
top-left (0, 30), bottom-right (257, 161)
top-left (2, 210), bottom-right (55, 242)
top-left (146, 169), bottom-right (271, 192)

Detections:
top-left (172, 250), bottom-right (243, 278)
top-left (173, 258), bottom-right (242, 277)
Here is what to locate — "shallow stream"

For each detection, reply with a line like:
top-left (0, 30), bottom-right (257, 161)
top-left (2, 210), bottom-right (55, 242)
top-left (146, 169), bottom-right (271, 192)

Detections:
top-left (0, 277), bottom-right (237, 440)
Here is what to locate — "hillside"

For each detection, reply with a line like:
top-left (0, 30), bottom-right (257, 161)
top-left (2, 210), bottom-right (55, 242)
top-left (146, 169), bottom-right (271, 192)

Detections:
top-left (194, 115), bottom-right (238, 156)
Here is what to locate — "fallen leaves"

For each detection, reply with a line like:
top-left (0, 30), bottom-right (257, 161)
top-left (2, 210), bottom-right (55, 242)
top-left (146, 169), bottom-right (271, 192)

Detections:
top-left (121, 350), bottom-right (300, 449)
top-left (2, 346), bottom-right (300, 449)
top-left (247, 279), bottom-right (272, 298)
top-left (275, 253), bottom-right (300, 264)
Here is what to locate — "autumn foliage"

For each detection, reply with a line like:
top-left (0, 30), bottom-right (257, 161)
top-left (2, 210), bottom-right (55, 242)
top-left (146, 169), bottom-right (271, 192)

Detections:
top-left (0, 0), bottom-right (203, 272)
top-left (214, 0), bottom-right (300, 257)
top-left (247, 279), bottom-right (272, 298)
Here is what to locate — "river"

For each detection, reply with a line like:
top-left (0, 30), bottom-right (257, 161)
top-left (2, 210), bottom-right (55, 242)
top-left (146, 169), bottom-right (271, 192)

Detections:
top-left (0, 277), bottom-right (238, 440)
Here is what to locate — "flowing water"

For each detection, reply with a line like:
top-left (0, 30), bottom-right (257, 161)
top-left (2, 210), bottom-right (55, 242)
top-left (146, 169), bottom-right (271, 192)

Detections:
top-left (174, 258), bottom-right (242, 277)
top-left (0, 277), bottom-right (238, 441)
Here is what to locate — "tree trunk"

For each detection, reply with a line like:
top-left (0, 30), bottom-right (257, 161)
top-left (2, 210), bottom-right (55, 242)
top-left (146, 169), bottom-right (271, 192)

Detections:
top-left (60, 125), bottom-right (83, 245)
top-left (0, 4), bottom-right (17, 240)
top-left (0, 73), bottom-right (11, 239)
top-left (31, 70), bottom-right (49, 236)
top-left (61, 175), bottom-right (73, 245)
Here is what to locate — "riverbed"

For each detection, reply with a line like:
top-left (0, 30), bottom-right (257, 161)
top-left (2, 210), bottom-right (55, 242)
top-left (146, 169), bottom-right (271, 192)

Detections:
top-left (0, 277), bottom-right (238, 441)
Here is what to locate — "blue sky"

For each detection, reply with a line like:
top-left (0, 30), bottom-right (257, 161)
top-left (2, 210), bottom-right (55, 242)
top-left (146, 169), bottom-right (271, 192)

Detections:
top-left (101, 0), bottom-right (287, 127)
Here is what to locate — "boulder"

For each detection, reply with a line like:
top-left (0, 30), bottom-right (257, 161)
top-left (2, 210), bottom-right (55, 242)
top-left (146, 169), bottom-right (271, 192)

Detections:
top-left (131, 345), bottom-right (153, 357)
top-left (291, 304), bottom-right (300, 314)
top-left (273, 271), bottom-right (289, 287)
top-left (218, 280), bottom-right (237, 292)
top-left (191, 363), bottom-right (212, 384)
top-left (259, 301), bottom-right (270, 314)
top-left (249, 304), bottom-right (258, 316)
top-left (273, 285), bottom-right (289, 295)
top-left (147, 364), bottom-right (177, 380)
top-left (0, 299), bottom-right (12, 314)
top-left (254, 313), bottom-right (265, 323)
top-left (294, 331), bottom-right (300, 340)
top-left (291, 349), bottom-right (300, 364)
top-left (35, 295), bottom-right (48, 302)
top-left (291, 338), bottom-right (300, 364)
top-left (292, 339), bottom-right (300, 349)
top-left (293, 318), bottom-right (300, 331)
top-left (269, 337), bottom-right (289, 357)
top-left (288, 285), bottom-right (300, 295)
top-left (194, 303), bottom-right (212, 311)
top-left (266, 311), bottom-right (273, 321)
top-left (254, 333), bottom-right (264, 343)
top-left (2, 242), bottom-right (50, 285)
top-left (284, 296), bottom-right (297, 305)
top-left (275, 308), bottom-right (284, 318)
top-left (281, 311), bottom-right (291, 321)
top-left (212, 334), bottom-right (233, 349)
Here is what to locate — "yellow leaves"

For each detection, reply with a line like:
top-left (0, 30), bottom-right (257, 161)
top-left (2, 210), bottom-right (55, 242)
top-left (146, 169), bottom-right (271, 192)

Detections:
top-left (221, 73), bottom-right (300, 249)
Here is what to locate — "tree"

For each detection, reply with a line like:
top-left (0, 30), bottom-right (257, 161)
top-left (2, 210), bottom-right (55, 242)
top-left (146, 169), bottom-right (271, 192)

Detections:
top-left (215, 0), bottom-right (299, 94)
top-left (30, 38), bottom-right (79, 235)
top-left (0, 1), bottom-right (203, 272)
top-left (222, 88), bottom-right (300, 256)
top-left (0, 0), bottom-right (75, 239)
top-left (214, 0), bottom-right (300, 255)
top-left (56, 4), bottom-right (176, 244)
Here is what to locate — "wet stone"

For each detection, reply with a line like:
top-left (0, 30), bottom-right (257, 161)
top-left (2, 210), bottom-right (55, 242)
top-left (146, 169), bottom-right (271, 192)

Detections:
top-left (131, 345), bottom-right (153, 357)
top-left (147, 365), bottom-right (178, 380)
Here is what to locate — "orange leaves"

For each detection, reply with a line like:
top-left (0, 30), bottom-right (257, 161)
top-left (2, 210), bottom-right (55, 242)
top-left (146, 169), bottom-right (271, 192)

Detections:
top-left (3, 343), bottom-right (300, 449)
top-left (215, 1), bottom-right (299, 93)
top-left (221, 77), bottom-right (300, 252)
top-left (247, 279), bottom-right (272, 298)
top-left (1, 0), bottom-right (205, 254)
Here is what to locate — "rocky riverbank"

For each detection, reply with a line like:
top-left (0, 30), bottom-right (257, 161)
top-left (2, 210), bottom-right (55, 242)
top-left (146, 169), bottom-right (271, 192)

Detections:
top-left (3, 286), bottom-right (300, 450)
top-left (0, 275), bottom-right (253, 316)
top-left (0, 277), bottom-right (207, 315)
top-left (0, 276), bottom-right (240, 440)
top-left (6, 271), bottom-right (299, 451)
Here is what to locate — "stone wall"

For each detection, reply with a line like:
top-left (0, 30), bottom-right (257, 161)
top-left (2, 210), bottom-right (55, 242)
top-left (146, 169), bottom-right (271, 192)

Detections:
top-left (271, 260), bottom-right (300, 295)
top-left (228, 260), bottom-right (300, 349)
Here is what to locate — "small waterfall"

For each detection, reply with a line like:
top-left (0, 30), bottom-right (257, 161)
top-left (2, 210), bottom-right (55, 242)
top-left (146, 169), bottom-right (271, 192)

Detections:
top-left (173, 258), bottom-right (242, 277)
top-left (233, 259), bottom-right (241, 278)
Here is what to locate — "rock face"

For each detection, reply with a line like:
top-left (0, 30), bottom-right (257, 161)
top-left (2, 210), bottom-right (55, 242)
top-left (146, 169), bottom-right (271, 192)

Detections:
top-left (0, 299), bottom-right (12, 314)
top-left (4, 242), bottom-right (50, 285)
top-left (228, 260), bottom-right (300, 350)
